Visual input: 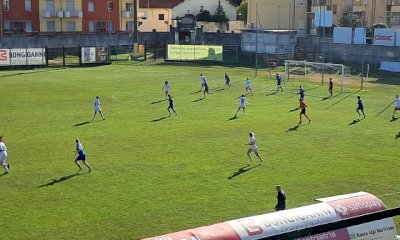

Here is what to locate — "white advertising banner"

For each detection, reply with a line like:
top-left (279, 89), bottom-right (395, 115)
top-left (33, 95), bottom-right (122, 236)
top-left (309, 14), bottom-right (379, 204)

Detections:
top-left (143, 193), bottom-right (397, 240)
top-left (354, 28), bottom-right (366, 45)
top-left (26, 48), bottom-right (46, 65)
top-left (396, 31), bottom-right (400, 47)
top-left (380, 61), bottom-right (400, 72)
top-left (314, 11), bottom-right (333, 27)
top-left (81, 47), bottom-right (96, 63)
top-left (0, 49), bottom-right (10, 66)
top-left (228, 203), bottom-right (341, 239)
top-left (333, 27), bottom-right (352, 44)
top-left (5, 48), bottom-right (46, 66)
top-left (374, 29), bottom-right (395, 46)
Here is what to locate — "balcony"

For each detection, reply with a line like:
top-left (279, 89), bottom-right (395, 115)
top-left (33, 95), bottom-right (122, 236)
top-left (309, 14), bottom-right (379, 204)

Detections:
top-left (43, 10), bottom-right (60, 18)
top-left (64, 11), bottom-right (83, 18)
top-left (122, 11), bottom-right (133, 18)
top-left (389, 5), bottom-right (400, 12)
top-left (353, 6), bottom-right (366, 12)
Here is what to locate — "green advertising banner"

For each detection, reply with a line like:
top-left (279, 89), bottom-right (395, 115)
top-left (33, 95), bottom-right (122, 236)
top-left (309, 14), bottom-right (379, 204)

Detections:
top-left (167, 45), bottom-right (223, 61)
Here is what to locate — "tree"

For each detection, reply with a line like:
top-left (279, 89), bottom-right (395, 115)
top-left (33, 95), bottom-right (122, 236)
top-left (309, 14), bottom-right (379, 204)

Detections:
top-left (339, 13), bottom-right (363, 27)
top-left (236, 0), bottom-right (247, 21)
top-left (216, 0), bottom-right (224, 15)
top-left (209, 0), bottom-right (229, 23)
top-left (197, 10), bottom-right (211, 22)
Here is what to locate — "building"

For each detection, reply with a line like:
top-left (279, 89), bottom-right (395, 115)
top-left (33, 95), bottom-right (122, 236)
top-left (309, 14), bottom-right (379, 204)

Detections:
top-left (137, 0), bottom-right (183, 32)
top-left (1, 0), bottom-right (40, 35)
top-left (247, 0), bottom-right (307, 34)
top-left (120, 0), bottom-right (139, 32)
top-left (81, 0), bottom-right (120, 33)
top-left (39, 0), bottom-right (83, 32)
top-left (172, 0), bottom-right (238, 21)
top-left (247, 0), bottom-right (400, 35)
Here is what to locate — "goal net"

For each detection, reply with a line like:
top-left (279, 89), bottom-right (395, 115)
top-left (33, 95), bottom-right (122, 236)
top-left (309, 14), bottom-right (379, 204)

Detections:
top-left (284, 60), bottom-right (353, 94)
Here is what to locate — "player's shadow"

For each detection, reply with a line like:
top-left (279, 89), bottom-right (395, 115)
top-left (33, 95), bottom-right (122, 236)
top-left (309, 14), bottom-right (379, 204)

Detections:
top-left (227, 164), bottom-right (261, 179)
top-left (395, 132), bottom-right (400, 139)
top-left (228, 115), bottom-right (239, 121)
top-left (290, 107), bottom-right (299, 112)
top-left (150, 116), bottom-right (169, 122)
top-left (151, 99), bottom-right (166, 105)
top-left (349, 119), bottom-right (362, 125)
top-left (38, 173), bottom-right (82, 187)
top-left (215, 88), bottom-right (225, 92)
top-left (322, 96), bottom-right (331, 101)
top-left (193, 97), bottom-right (205, 102)
top-left (390, 117), bottom-right (399, 122)
top-left (286, 124), bottom-right (300, 132)
top-left (266, 91), bottom-right (277, 96)
top-left (73, 121), bottom-right (92, 127)
top-left (191, 90), bottom-right (202, 94)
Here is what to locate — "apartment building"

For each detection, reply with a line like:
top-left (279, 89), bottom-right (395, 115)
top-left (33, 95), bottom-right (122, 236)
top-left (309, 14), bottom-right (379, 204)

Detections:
top-left (247, 0), bottom-right (307, 34)
top-left (39, 0), bottom-right (83, 32)
top-left (247, 0), bottom-right (400, 36)
top-left (1, 0), bottom-right (40, 34)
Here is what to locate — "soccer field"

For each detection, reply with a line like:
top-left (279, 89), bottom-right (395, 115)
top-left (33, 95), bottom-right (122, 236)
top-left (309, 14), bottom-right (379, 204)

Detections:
top-left (0, 62), bottom-right (399, 239)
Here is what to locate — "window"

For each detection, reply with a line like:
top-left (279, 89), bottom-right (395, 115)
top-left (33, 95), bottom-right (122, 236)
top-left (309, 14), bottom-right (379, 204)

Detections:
top-left (126, 21), bottom-right (134, 31)
top-left (46, 0), bottom-right (55, 11)
top-left (47, 21), bottom-right (55, 32)
top-left (25, 21), bottom-right (32, 32)
top-left (3, 0), bottom-right (10, 10)
top-left (159, 14), bottom-right (165, 20)
top-left (126, 2), bottom-right (133, 11)
top-left (108, 20), bottom-right (114, 32)
top-left (89, 21), bottom-right (95, 32)
top-left (25, 0), bottom-right (32, 12)
top-left (388, 0), bottom-right (400, 5)
top-left (107, 1), bottom-right (113, 12)
top-left (67, 21), bottom-right (76, 31)
top-left (88, 2), bottom-right (94, 12)
top-left (66, 0), bottom-right (75, 11)
top-left (389, 12), bottom-right (400, 25)
top-left (4, 21), bottom-right (11, 31)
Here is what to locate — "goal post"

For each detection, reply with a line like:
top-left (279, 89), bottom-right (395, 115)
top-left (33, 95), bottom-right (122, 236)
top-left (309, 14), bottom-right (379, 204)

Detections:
top-left (284, 60), bottom-right (351, 93)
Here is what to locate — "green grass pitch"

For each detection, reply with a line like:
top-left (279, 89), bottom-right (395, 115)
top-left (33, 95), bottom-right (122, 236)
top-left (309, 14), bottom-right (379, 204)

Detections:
top-left (0, 62), bottom-right (399, 239)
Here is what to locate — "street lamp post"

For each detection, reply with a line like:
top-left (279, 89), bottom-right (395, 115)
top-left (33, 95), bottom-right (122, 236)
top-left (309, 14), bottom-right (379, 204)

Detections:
top-left (361, 0), bottom-right (368, 90)
top-left (0, 0), bottom-right (3, 37)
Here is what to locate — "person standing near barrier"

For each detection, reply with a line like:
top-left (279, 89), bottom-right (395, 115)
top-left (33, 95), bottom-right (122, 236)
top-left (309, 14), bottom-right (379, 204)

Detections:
top-left (274, 185), bottom-right (286, 211)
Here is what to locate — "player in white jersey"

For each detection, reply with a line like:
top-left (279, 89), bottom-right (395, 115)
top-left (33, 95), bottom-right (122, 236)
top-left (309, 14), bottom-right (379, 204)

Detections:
top-left (234, 94), bottom-right (248, 117)
top-left (200, 73), bottom-right (207, 91)
top-left (392, 95), bottom-right (400, 119)
top-left (0, 136), bottom-right (9, 175)
top-left (162, 81), bottom-right (171, 99)
top-left (246, 132), bottom-right (264, 165)
top-left (246, 78), bottom-right (253, 95)
top-left (92, 96), bottom-right (105, 121)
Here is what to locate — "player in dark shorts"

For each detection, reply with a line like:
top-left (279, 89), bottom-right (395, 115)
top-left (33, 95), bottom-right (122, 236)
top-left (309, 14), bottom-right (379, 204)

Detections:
top-left (299, 86), bottom-right (305, 99)
top-left (167, 94), bottom-right (177, 116)
top-left (203, 81), bottom-right (213, 98)
top-left (276, 73), bottom-right (283, 92)
top-left (329, 78), bottom-right (333, 97)
top-left (299, 98), bottom-right (311, 124)
top-left (225, 72), bottom-right (231, 88)
top-left (356, 96), bottom-right (365, 118)
top-left (74, 139), bottom-right (92, 172)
